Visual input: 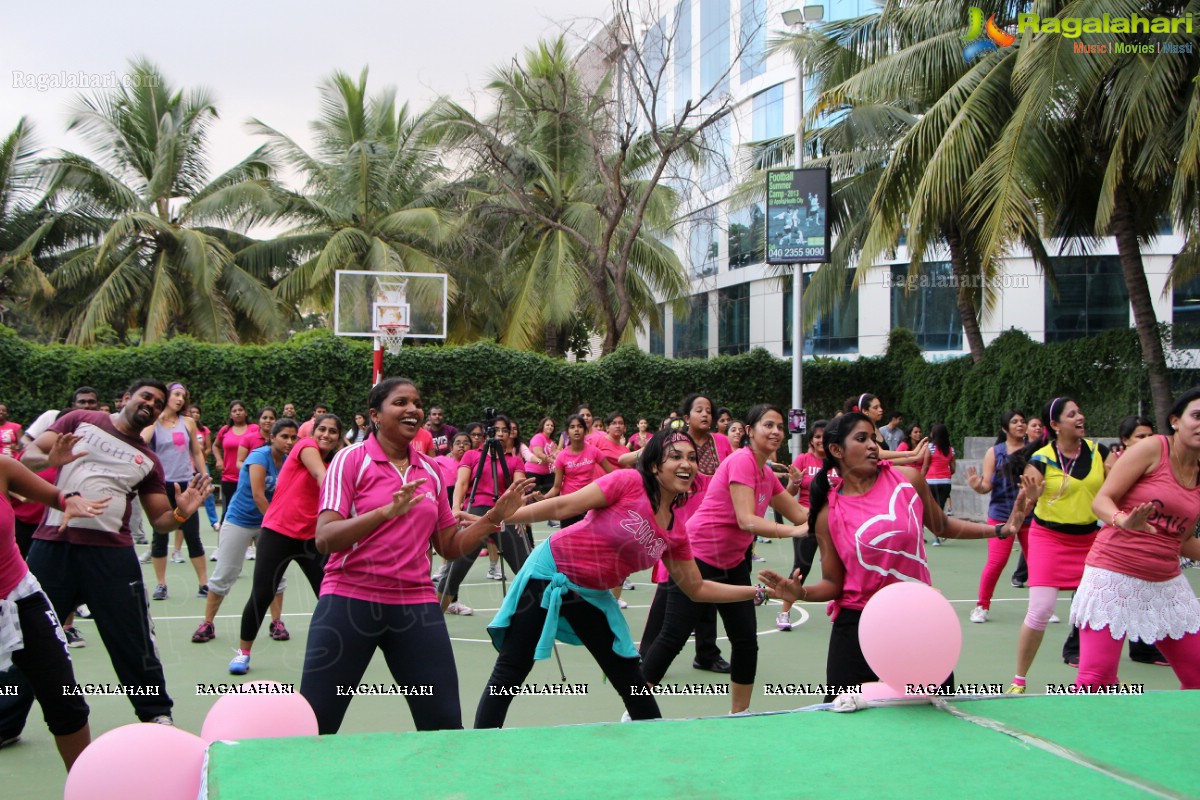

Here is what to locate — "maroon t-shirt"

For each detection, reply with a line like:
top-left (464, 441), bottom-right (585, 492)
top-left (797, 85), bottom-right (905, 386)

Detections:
top-left (34, 410), bottom-right (166, 548)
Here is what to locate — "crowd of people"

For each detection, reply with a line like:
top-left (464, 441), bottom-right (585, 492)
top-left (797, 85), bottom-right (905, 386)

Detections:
top-left (0, 379), bottom-right (1197, 772)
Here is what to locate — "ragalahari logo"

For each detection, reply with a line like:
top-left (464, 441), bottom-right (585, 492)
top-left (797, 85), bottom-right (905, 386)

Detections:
top-left (963, 7), bottom-right (1016, 60)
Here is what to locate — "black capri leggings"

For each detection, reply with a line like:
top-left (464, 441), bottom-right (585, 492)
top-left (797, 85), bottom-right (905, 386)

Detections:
top-left (437, 505), bottom-right (532, 598)
top-left (219, 479), bottom-right (239, 522)
top-left (640, 556), bottom-right (758, 686)
top-left (299, 596), bottom-right (462, 734)
top-left (151, 482), bottom-right (204, 558)
top-left (9, 588), bottom-right (90, 735)
top-left (792, 532), bottom-right (819, 581)
top-left (475, 578), bottom-right (660, 728)
top-left (239, 527), bottom-right (326, 643)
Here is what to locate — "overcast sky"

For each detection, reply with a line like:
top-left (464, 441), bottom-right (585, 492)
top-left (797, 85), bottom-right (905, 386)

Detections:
top-left (1, 0), bottom-right (611, 177)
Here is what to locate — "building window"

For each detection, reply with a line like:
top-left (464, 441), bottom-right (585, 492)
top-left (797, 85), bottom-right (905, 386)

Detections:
top-left (1173, 275), bottom-right (1200, 349)
top-left (700, 0), bottom-right (730, 95)
top-left (717, 283), bottom-right (750, 355)
top-left (728, 203), bottom-right (765, 269)
top-left (891, 262), bottom-right (963, 351)
top-left (783, 269), bottom-right (859, 356)
top-left (739, 0), bottom-right (766, 81)
top-left (698, 116), bottom-right (731, 194)
top-left (688, 208), bottom-right (720, 278)
top-left (674, 0), bottom-right (692, 115)
top-left (674, 294), bottom-right (710, 358)
top-left (1044, 256), bottom-right (1129, 343)
top-left (649, 303), bottom-right (666, 355)
top-left (752, 84), bottom-right (785, 140)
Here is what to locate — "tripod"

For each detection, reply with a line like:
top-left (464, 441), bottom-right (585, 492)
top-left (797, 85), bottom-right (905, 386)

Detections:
top-left (465, 426), bottom-right (565, 681)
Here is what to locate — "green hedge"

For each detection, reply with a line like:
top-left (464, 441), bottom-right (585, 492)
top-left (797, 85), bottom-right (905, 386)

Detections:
top-left (2, 325), bottom-right (1190, 459)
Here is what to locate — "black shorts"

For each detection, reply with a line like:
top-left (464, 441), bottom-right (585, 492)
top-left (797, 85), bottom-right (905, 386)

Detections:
top-left (10, 588), bottom-right (90, 735)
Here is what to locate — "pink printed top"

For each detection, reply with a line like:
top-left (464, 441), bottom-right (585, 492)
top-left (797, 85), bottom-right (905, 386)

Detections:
top-left (457, 449), bottom-right (524, 509)
top-left (319, 435), bottom-right (456, 604)
top-left (549, 470), bottom-right (693, 590)
top-left (1088, 435), bottom-right (1200, 583)
top-left (687, 448), bottom-right (784, 569)
top-left (525, 432), bottom-right (554, 476)
top-left (261, 438), bottom-right (325, 540)
top-left (0, 493), bottom-right (25, 597)
top-left (791, 452), bottom-right (824, 508)
top-left (554, 443), bottom-right (606, 496)
top-left (826, 463), bottom-right (930, 618)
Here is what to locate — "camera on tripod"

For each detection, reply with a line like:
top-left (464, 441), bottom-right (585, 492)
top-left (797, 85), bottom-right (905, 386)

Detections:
top-left (483, 407), bottom-right (499, 438)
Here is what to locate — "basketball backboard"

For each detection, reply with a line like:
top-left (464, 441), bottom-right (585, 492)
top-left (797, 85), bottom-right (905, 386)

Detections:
top-left (333, 270), bottom-right (448, 339)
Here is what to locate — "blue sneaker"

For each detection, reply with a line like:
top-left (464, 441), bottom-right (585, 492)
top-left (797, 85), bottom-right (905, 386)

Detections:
top-left (229, 651), bottom-right (250, 675)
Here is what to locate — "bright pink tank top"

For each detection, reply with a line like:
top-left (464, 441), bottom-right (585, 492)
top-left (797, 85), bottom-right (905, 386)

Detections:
top-left (827, 463), bottom-right (930, 617)
top-left (1087, 435), bottom-right (1200, 582)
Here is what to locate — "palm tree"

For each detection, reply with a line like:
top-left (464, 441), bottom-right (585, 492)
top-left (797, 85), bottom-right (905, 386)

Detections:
top-left (966, 0), bottom-right (1200, 428)
top-left (243, 69), bottom-right (450, 322)
top-left (429, 36), bottom-right (700, 355)
top-left (0, 118), bottom-right (56, 332)
top-left (35, 60), bottom-right (283, 344)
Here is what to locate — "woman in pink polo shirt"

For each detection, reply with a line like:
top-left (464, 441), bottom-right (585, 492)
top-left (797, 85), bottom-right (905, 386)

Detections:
top-left (1074, 388), bottom-right (1200, 691)
top-left (300, 378), bottom-right (531, 733)
top-left (760, 413), bottom-right (1030, 700)
top-left (640, 405), bottom-right (809, 714)
top-left (542, 414), bottom-right (613, 527)
top-left (475, 428), bottom-right (765, 728)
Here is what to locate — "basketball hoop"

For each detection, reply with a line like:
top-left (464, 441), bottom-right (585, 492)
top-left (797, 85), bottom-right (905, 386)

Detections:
top-left (377, 323), bottom-right (409, 356)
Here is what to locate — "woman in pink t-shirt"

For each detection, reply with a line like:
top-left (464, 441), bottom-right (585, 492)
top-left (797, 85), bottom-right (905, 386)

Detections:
top-left (1073, 389), bottom-right (1200, 691)
top-left (0, 448), bottom-right (107, 770)
top-left (760, 413), bottom-right (1030, 700)
top-left (430, 432), bottom-right (471, 585)
top-left (212, 400), bottom-right (251, 525)
top-left (475, 429), bottom-right (766, 728)
top-left (640, 405), bottom-right (809, 714)
top-left (779, 418), bottom-right (829, 630)
top-left (525, 417), bottom-right (558, 496)
top-left (300, 378), bottom-right (530, 734)
top-left (234, 406), bottom-right (276, 471)
top-left (628, 418), bottom-right (653, 451)
top-left (543, 414), bottom-right (613, 527)
top-left (586, 412), bottom-right (629, 472)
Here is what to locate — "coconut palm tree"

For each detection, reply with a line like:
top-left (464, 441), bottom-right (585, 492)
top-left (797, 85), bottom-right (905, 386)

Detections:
top-left (0, 118), bottom-right (56, 332)
top-left (243, 69), bottom-right (450, 322)
top-left (35, 60), bottom-right (283, 344)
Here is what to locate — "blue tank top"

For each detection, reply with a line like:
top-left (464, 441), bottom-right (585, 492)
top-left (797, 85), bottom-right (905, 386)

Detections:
top-left (987, 443), bottom-right (1020, 522)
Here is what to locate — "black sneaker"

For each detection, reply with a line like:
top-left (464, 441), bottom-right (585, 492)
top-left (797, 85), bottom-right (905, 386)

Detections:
top-left (1011, 578), bottom-right (1026, 588)
top-left (196, 584), bottom-right (209, 598)
top-left (0, 733), bottom-right (20, 750)
top-left (152, 584), bottom-right (168, 601)
top-left (64, 626), bottom-right (86, 648)
top-left (692, 657), bottom-right (732, 674)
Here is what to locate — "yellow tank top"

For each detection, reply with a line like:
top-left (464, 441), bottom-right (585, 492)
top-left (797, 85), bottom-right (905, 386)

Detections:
top-left (1031, 440), bottom-right (1104, 529)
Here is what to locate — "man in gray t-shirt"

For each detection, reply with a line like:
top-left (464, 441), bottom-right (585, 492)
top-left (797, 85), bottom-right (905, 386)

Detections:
top-left (880, 411), bottom-right (905, 451)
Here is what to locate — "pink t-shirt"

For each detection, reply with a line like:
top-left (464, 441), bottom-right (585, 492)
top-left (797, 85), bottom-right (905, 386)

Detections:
top-left (687, 448), bottom-right (784, 569)
top-left (319, 436), bottom-right (456, 604)
top-left (827, 463), bottom-right (930, 618)
top-left (242, 427), bottom-right (266, 456)
top-left (554, 443), bottom-right (606, 496)
top-left (0, 493), bottom-right (26, 597)
top-left (0, 422), bottom-right (22, 458)
top-left (525, 433), bottom-right (554, 476)
top-left (791, 452), bottom-right (824, 508)
top-left (586, 432), bottom-right (627, 472)
top-left (926, 445), bottom-right (955, 481)
top-left (549, 470), bottom-right (693, 590)
top-left (261, 438), bottom-right (325, 540)
top-left (433, 454), bottom-right (461, 494)
top-left (457, 448), bottom-right (524, 509)
top-left (217, 425), bottom-right (252, 482)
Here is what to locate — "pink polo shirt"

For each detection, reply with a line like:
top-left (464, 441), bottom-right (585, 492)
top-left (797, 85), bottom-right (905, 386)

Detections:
top-left (549, 470), bottom-right (693, 590)
top-left (554, 443), bottom-right (606, 496)
top-left (687, 448), bottom-right (783, 569)
top-left (319, 435), bottom-right (456, 604)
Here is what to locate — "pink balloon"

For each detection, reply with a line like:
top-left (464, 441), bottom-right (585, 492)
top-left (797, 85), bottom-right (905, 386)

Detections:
top-left (201, 681), bottom-right (318, 742)
top-left (858, 582), bottom-right (962, 693)
top-left (64, 723), bottom-right (206, 800)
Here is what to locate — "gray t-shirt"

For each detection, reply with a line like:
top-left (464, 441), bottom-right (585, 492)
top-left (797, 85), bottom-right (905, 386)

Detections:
top-left (880, 424), bottom-right (905, 451)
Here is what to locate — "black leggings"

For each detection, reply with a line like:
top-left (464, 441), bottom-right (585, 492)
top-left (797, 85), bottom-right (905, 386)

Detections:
top-left (640, 557), bottom-right (758, 686)
top-left (792, 533), bottom-right (819, 581)
top-left (151, 483), bottom-right (203, 558)
top-left (437, 506), bottom-right (532, 598)
top-left (219, 479), bottom-right (238, 523)
top-left (299, 596), bottom-right (461, 734)
top-left (475, 578), bottom-right (659, 728)
top-left (640, 582), bottom-right (723, 664)
top-left (825, 608), bottom-right (954, 702)
top-left (239, 527), bottom-right (325, 643)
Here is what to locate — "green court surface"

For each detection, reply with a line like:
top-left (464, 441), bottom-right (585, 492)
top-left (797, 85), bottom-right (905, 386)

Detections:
top-left (205, 695), bottom-right (1196, 800)
top-left (3, 520), bottom-right (1198, 798)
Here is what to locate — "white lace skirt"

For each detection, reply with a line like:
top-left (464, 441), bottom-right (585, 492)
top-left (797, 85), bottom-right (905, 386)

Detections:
top-left (1070, 566), bottom-right (1200, 643)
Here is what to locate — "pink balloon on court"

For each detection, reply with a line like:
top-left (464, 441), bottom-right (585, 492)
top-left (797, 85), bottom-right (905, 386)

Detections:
top-left (201, 681), bottom-right (319, 742)
top-left (858, 582), bottom-right (961, 693)
top-left (63, 723), bottom-right (206, 800)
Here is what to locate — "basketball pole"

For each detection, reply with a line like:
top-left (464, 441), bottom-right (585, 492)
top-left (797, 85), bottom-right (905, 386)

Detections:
top-left (372, 336), bottom-right (384, 386)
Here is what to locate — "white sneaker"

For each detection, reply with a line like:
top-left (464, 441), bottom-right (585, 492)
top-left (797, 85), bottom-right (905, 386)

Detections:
top-left (969, 605), bottom-right (989, 623)
top-left (170, 549), bottom-right (185, 563)
top-left (622, 578), bottom-right (635, 590)
top-left (445, 601), bottom-right (474, 616)
top-left (617, 599), bottom-right (629, 609)
top-left (138, 549), bottom-right (152, 564)
top-left (1049, 613), bottom-right (1060, 624)
top-left (776, 611), bottom-right (793, 631)
top-left (245, 545), bottom-right (256, 561)
top-left (486, 565), bottom-right (503, 581)
top-left (212, 522), bottom-right (221, 532)
top-left (619, 710), bottom-right (632, 722)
